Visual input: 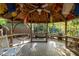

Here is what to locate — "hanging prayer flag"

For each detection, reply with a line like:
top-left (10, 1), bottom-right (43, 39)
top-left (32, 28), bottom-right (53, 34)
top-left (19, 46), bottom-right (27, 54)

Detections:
top-left (7, 3), bottom-right (17, 17)
top-left (74, 4), bottom-right (79, 16)
top-left (7, 3), bottom-right (16, 12)
top-left (11, 12), bottom-right (17, 17)
top-left (0, 4), bottom-right (6, 14)
top-left (62, 3), bottom-right (74, 17)
top-left (66, 13), bottom-right (75, 20)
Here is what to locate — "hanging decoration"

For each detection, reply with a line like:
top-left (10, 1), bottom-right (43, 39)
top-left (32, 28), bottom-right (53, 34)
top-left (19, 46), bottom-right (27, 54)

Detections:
top-left (74, 3), bottom-right (79, 16)
top-left (62, 3), bottom-right (74, 17)
top-left (66, 13), bottom-right (75, 20)
top-left (11, 12), bottom-right (17, 17)
top-left (24, 14), bottom-right (29, 23)
top-left (0, 4), bottom-right (6, 15)
top-left (7, 3), bottom-right (17, 17)
top-left (1, 3), bottom-right (79, 22)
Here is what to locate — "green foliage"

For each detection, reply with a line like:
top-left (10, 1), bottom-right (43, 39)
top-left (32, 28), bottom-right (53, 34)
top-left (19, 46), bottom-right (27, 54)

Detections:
top-left (67, 18), bottom-right (79, 36)
top-left (33, 23), bottom-right (47, 32)
top-left (48, 23), bottom-right (63, 34)
top-left (31, 19), bottom-right (79, 37)
top-left (0, 17), bottom-right (7, 25)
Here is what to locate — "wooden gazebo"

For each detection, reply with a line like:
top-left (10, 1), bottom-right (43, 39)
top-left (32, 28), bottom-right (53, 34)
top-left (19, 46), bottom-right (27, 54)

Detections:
top-left (0, 3), bottom-right (79, 50)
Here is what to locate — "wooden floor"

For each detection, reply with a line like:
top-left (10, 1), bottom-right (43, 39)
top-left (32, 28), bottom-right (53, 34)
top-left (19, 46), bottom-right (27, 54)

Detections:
top-left (0, 36), bottom-right (75, 56)
top-left (16, 39), bottom-right (75, 56)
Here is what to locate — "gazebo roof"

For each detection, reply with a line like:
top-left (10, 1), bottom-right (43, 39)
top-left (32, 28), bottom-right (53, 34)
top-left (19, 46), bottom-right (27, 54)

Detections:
top-left (0, 3), bottom-right (79, 23)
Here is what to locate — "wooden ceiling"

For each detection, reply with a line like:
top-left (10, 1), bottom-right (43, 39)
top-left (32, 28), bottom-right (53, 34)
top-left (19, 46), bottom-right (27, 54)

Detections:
top-left (0, 3), bottom-right (76, 23)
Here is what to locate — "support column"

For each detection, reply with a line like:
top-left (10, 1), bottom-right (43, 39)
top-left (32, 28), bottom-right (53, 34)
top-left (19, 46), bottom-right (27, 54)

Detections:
top-left (65, 19), bottom-right (67, 47)
top-left (9, 19), bottom-right (13, 47)
top-left (46, 22), bottom-right (48, 42)
top-left (30, 21), bottom-right (32, 42)
top-left (60, 13), bottom-right (68, 48)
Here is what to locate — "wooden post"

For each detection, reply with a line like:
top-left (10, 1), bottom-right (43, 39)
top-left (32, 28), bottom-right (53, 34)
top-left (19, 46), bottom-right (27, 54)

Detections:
top-left (9, 19), bottom-right (13, 47)
top-left (46, 13), bottom-right (50, 42)
top-left (31, 22), bottom-right (32, 42)
top-left (65, 19), bottom-right (67, 47)
top-left (46, 22), bottom-right (48, 42)
top-left (30, 14), bottom-right (32, 42)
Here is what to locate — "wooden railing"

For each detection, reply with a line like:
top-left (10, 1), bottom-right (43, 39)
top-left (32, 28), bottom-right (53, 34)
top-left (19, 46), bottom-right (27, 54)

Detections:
top-left (0, 33), bottom-right (29, 39)
top-left (64, 36), bottom-right (79, 55)
top-left (0, 33), bottom-right (30, 47)
top-left (49, 35), bottom-right (79, 55)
